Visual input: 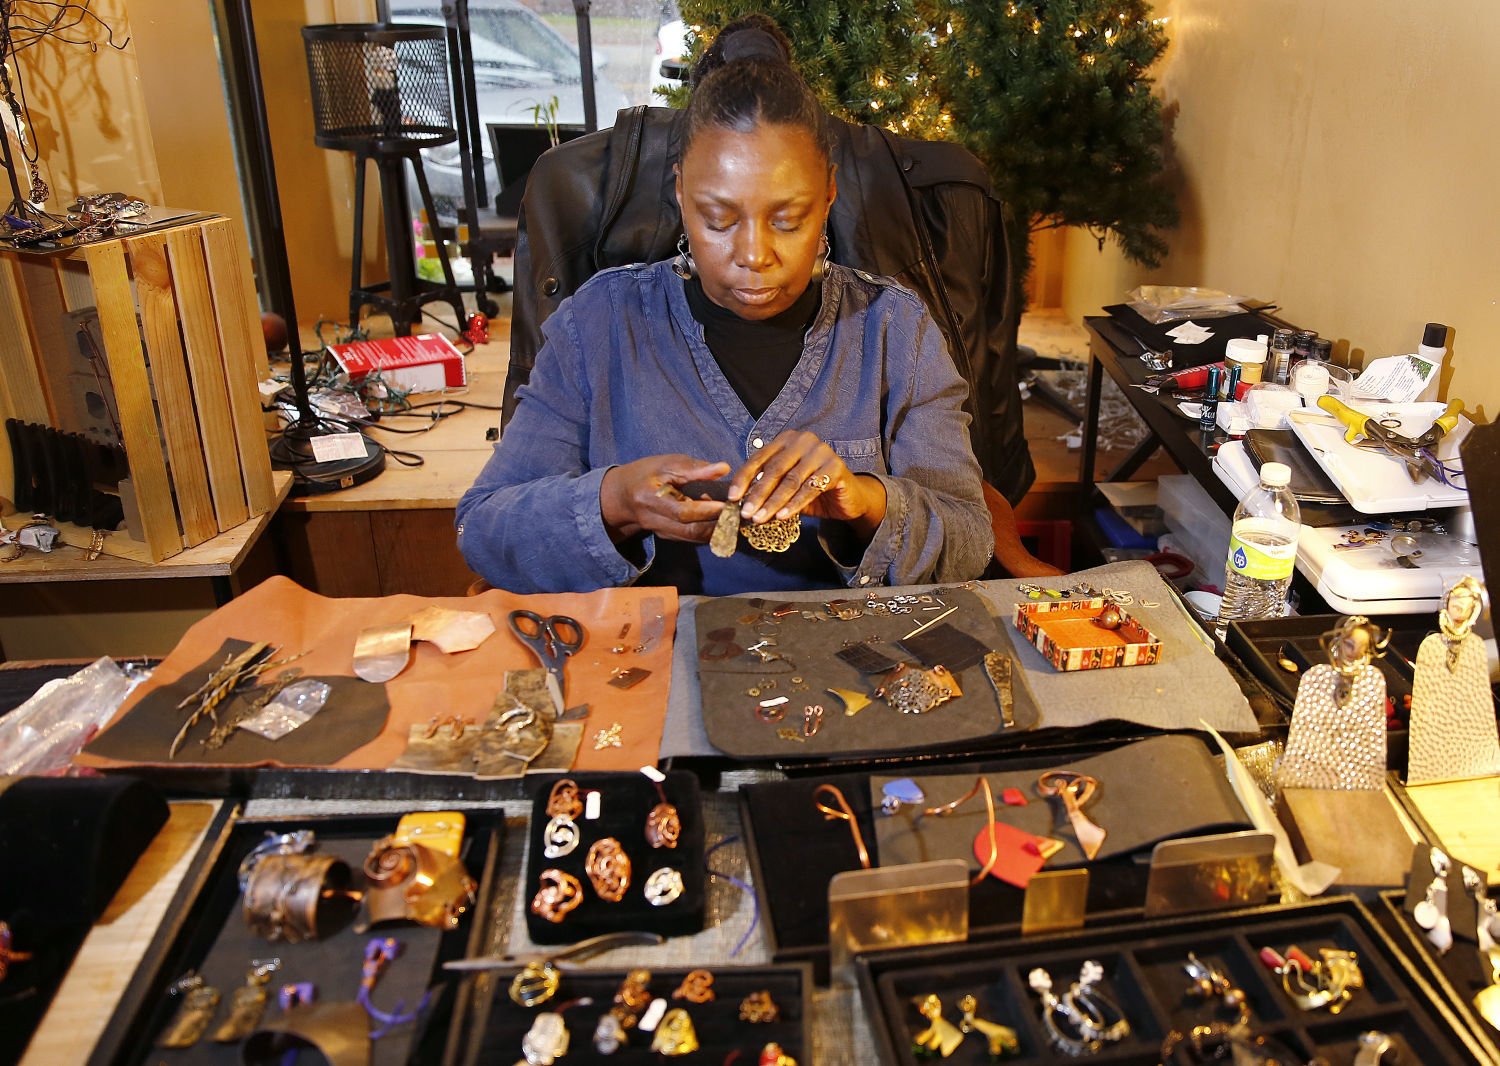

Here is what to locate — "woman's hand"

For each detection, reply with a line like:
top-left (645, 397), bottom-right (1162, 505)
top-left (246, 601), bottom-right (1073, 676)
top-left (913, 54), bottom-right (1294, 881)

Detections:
top-left (727, 431), bottom-right (887, 538)
top-left (600, 455), bottom-right (732, 544)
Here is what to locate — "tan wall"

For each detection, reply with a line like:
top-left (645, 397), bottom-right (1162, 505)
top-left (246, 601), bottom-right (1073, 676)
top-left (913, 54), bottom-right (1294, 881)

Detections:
top-left (1062, 0), bottom-right (1500, 421)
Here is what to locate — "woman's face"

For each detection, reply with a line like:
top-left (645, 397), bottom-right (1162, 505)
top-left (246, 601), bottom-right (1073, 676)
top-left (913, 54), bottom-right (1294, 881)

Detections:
top-left (675, 121), bottom-right (836, 321)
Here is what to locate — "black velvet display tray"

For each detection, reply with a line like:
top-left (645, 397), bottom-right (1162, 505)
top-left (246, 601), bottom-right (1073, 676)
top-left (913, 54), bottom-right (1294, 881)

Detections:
top-left (0, 775), bottom-right (169, 1066)
top-left (464, 964), bottom-right (813, 1064)
top-left (522, 771), bottom-right (705, 945)
top-left (1379, 886), bottom-right (1500, 1062)
top-left (738, 745), bottom-right (1170, 980)
top-left (100, 811), bottom-right (502, 1066)
top-left (695, 589), bottom-right (1018, 761)
top-left (857, 896), bottom-right (1487, 1065)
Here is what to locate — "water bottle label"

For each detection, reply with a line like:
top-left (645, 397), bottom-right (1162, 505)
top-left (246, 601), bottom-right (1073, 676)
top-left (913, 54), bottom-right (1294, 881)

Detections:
top-left (1226, 533), bottom-right (1296, 580)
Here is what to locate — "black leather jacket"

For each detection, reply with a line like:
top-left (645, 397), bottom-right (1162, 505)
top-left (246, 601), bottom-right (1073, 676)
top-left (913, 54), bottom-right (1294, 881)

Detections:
top-left (502, 106), bottom-right (1035, 503)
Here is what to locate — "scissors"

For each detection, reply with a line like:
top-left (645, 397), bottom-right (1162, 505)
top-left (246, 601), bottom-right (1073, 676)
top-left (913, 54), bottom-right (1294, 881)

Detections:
top-left (507, 610), bottom-right (585, 718)
top-left (1317, 396), bottom-right (1464, 484)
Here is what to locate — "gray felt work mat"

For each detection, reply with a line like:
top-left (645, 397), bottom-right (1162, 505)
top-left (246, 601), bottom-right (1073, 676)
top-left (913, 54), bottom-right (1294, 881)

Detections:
top-left (980, 559), bottom-right (1258, 735)
top-left (694, 586), bottom-right (1029, 759)
top-left (871, 733), bottom-right (1252, 869)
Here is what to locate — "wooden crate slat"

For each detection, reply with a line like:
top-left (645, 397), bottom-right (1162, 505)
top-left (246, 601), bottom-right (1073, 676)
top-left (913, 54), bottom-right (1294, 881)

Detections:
top-left (201, 219), bottom-right (276, 514)
top-left (129, 232), bottom-right (219, 545)
top-left (82, 240), bottom-right (183, 560)
top-left (0, 254), bottom-right (53, 424)
top-left (166, 228), bottom-right (250, 529)
top-left (0, 255), bottom-right (52, 512)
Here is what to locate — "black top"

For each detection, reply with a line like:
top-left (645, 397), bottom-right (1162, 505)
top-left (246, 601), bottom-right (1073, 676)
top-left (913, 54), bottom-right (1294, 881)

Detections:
top-left (684, 275), bottom-right (822, 420)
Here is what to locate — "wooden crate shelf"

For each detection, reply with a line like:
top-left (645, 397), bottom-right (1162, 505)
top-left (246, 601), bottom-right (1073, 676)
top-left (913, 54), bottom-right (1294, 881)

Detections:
top-left (0, 216), bottom-right (276, 562)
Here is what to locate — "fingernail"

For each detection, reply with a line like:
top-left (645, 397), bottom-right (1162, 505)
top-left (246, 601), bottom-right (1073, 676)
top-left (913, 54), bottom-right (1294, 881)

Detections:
top-left (776, 508), bottom-right (790, 519)
top-left (742, 505), bottom-right (755, 519)
top-left (754, 510), bottom-right (769, 523)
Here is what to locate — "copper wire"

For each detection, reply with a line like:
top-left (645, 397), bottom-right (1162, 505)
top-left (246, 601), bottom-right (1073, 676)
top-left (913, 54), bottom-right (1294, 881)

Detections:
top-left (812, 784), bottom-right (871, 870)
top-left (921, 776), bottom-right (999, 885)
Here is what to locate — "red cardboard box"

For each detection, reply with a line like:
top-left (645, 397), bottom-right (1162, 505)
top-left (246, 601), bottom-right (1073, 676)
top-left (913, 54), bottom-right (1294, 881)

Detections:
top-left (326, 333), bottom-right (467, 393)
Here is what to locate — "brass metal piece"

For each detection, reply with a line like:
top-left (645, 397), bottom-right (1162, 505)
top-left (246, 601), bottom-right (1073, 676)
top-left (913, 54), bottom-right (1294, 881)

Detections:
top-left (672, 968), bottom-right (716, 1003)
top-left (593, 722), bottom-right (624, 749)
top-left (981, 651), bottom-right (1016, 728)
top-left (646, 801), bottom-right (681, 849)
top-left (586, 838), bottom-right (632, 902)
top-left (827, 860), bottom-right (970, 985)
top-left (912, 993), bottom-right (964, 1057)
top-left (156, 975), bottom-right (221, 1049)
top-left (710, 502), bottom-right (741, 558)
top-left (739, 989), bottom-right (780, 1023)
top-left (211, 959), bottom-right (280, 1043)
top-left (243, 852), bottom-right (362, 943)
top-left (530, 869), bottom-right (584, 923)
top-left (827, 687), bottom-right (872, 717)
top-left (958, 994), bottom-right (1020, 1058)
top-left (363, 837), bottom-right (477, 929)
top-left (352, 622), bottom-right (414, 683)
top-left (650, 1008), bottom-right (699, 1056)
top-left (1021, 869), bottom-right (1090, 936)
top-left (510, 960), bottom-right (562, 1006)
top-left (1143, 831), bottom-right (1275, 919)
top-left (1037, 770), bottom-right (1107, 860)
top-left (742, 515), bottom-right (801, 552)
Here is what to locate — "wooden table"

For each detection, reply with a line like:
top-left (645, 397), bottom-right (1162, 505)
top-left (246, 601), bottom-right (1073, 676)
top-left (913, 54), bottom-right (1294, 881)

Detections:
top-left (19, 800), bottom-right (224, 1066)
top-left (1, 470), bottom-right (291, 605)
top-left (274, 331), bottom-right (508, 598)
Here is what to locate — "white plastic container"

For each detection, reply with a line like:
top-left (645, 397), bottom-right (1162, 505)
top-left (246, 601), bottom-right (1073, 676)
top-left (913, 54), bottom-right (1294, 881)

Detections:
top-left (1224, 337), bottom-right (1268, 384)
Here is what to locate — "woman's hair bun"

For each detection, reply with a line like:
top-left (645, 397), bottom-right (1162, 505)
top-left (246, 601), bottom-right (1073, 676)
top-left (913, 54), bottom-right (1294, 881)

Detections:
top-left (720, 27), bottom-right (788, 65)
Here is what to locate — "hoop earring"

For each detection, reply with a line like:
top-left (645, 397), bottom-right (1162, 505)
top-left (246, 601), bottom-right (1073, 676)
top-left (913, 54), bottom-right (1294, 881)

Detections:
top-left (672, 233), bottom-right (695, 279)
top-left (810, 229), bottom-right (830, 281)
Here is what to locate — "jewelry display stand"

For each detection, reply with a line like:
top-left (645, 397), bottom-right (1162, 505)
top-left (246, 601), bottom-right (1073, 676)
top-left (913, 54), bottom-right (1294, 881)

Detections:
top-left (1407, 576), bottom-right (1500, 784)
top-left (1276, 617), bottom-right (1390, 791)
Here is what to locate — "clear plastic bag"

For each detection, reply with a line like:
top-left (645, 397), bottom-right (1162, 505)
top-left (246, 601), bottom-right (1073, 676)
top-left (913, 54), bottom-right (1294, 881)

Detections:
top-left (0, 657), bottom-right (147, 775)
top-left (1126, 285), bottom-right (1247, 324)
top-left (238, 679), bottom-right (331, 741)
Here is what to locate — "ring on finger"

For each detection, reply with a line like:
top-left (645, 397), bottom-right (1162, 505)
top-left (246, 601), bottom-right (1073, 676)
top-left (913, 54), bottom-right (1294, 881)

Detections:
top-left (806, 472), bottom-right (833, 492)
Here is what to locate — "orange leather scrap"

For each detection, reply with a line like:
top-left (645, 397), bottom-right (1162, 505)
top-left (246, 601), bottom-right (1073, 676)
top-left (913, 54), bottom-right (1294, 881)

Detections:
top-left (74, 575), bottom-right (678, 773)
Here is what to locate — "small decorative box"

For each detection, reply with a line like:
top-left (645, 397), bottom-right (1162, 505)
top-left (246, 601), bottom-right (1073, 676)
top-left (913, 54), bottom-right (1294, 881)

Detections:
top-left (1012, 597), bottom-right (1163, 671)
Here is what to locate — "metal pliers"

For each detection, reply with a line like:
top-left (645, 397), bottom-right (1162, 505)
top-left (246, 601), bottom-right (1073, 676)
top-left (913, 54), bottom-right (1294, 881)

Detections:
top-left (1316, 396), bottom-right (1464, 483)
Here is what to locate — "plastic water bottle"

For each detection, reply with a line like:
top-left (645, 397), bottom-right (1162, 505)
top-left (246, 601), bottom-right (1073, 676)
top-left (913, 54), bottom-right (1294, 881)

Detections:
top-left (1218, 462), bottom-right (1301, 634)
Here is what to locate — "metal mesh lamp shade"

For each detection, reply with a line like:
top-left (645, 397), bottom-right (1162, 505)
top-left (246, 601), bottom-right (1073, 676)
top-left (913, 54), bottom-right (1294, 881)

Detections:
top-left (298, 21), bottom-right (467, 339)
top-left (302, 23), bottom-right (456, 153)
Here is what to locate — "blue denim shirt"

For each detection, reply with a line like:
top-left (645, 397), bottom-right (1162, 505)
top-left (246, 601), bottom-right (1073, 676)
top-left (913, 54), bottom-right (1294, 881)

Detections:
top-left (457, 260), bottom-right (993, 595)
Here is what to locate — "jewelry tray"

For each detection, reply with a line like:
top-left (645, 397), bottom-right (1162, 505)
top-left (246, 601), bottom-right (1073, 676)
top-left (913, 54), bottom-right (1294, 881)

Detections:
top-left (856, 896), bottom-right (1487, 1065)
top-left (1378, 888), bottom-right (1500, 1062)
top-left (460, 963), bottom-right (813, 1065)
top-left (521, 771), bottom-right (706, 945)
top-left (93, 810), bottom-right (504, 1066)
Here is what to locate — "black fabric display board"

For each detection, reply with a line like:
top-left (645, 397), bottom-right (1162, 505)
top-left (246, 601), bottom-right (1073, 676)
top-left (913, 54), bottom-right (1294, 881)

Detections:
top-left (871, 735), bottom-right (1252, 870)
top-left (0, 775), bottom-right (168, 1064)
top-left (857, 896), bottom-right (1484, 1066)
top-left (738, 747), bottom-right (1167, 976)
top-left (523, 771), bottom-right (705, 945)
top-left (469, 964), bottom-right (812, 1064)
top-left (696, 589), bottom-right (1021, 760)
top-left (117, 814), bottom-right (500, 1066)
top-left (1099, 303), bottom-right (1276, 367)
top-left (85, 639), bottom-right (389, 766)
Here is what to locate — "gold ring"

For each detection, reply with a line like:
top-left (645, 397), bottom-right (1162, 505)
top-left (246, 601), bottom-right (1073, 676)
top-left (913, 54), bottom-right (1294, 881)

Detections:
top-left (806, 472), bottom-right (833, 491)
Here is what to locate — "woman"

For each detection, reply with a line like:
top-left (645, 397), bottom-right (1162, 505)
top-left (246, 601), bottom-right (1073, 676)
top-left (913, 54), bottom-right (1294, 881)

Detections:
top-left (456, 18), bottom-right (992, 595)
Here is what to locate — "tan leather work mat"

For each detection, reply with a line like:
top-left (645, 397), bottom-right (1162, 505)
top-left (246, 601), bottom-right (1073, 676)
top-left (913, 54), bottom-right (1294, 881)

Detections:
top-left (76, 576), bottom-right (677, 772)
top-left (694, 586), bottom-right (1021, 759)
